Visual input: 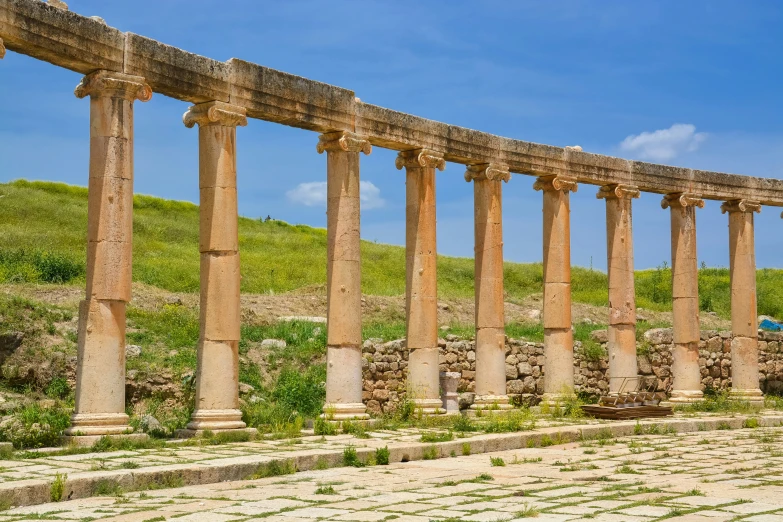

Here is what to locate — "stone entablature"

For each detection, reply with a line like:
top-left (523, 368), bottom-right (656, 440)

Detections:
top-left (3, 0), bottom-right (783, 205)
top-left (361, 330), bottom-right (783, 414)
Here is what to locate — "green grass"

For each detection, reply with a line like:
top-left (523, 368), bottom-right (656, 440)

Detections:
top-left (4, 179), bottom-right (783, 316)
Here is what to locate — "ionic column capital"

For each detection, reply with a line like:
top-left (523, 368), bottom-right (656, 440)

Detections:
top-left (0, 38), bottom-right (5, 60)
top-left (533, 175), bottom-right (578, 193)
top-left (721, 199), bottom-right (761, 214)
top-left (316, 131), bottom-right (371, 155)
top-left (395, 149), bottom-right (446, 171)
top-left (183, 101), bottom-right (248, 129)
top-left (596, 184), bottom-right (640, 200)
top-left (74, 70), bottom-right (152, 102)
top-left (661, 192), bottom-right (704, 211)
top-left (464, 163), bottom-right (510, 183)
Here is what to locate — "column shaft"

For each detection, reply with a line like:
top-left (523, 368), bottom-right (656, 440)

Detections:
top-left (66, 71), bottom-right (151, 437)
top-left (398, 149), bottom-right (445, 414)
top-left (599, 185), bottom-right (640, 394)
top-left (722, 200), bottom-right (763, 404)
top-left (467, 164), bottom-right (511, 409)
top-left (184, 102), bottom-right (248, 431)
top-left (320, 132), bottom-right (371, 420)
top-left (663, 193), bottom-right (704, 403)
top-left (535, 176), bottom-right (577, 403)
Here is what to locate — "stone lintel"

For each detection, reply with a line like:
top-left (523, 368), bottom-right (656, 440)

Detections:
top-left (316, 131), bottom-right (371, 155)
top-left (661, 192), bottom-right (705, 211)
top-left (395, 149), bottom-right (445, 171)
top-left (721, 199), bottom-right (761, 214)
top-left (74, 70), bottom-right (152, 102)
top-left (597, 184), bottom-right (640, 200)
top-left (183, 101), bottom-right (247, 128)
top-left (464, 163), bottom-right (510, 183)
top-left (534, 175), bottom-right (578, 193)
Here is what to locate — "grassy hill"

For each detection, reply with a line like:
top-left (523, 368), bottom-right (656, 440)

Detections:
top-left (1, 179), bottom-right (782, 318)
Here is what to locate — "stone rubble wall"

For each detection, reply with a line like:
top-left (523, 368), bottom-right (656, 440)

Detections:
top-left (361, 328), bottom-right (783, 414)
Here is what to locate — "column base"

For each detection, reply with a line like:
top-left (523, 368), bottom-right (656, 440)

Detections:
top-left (729, 388), bottom-right (765, 406)
top-left (540, 393), bottom-right (576, 408)
top-left (186, 409), bottom-right (246, 431)
top-left (63, 412), bottom-right (134, 437)
top-left (322, 403), bottom-right (369, 421)
top-left (413, 398), bottom-right (446, 415)
top-left (470, 395), bottom-right (513, 411)
top-left (668, 390), bottom-right (704, 404)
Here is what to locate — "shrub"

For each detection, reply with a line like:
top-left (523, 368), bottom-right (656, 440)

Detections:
top-left (0, 403), bottom-right (70, 449)
top-left (375, 446), bottom-right (390, 465)
top-left (50, 473), bottom-right (66, 502)
top-left (343, 445), bottom-right (363, 467)
top-left (271, 367), bottom-right (325, 418)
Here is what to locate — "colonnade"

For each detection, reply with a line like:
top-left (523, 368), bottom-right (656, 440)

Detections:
top-left (41, 67), bottom-right (765, 440)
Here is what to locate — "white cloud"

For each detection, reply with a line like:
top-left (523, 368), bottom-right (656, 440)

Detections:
top-left (286, 181), bottom-right (385, 209)
top-left (619, 123), bottom-right (707, 162)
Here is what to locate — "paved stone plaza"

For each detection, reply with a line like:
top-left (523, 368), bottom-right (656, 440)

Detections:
top-left (3, 425), bottom-right (783, 521)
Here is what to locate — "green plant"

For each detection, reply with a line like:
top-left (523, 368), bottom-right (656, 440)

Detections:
top-left (744, 417), bottom-right (760, 429)
top-left (50, 472), bottom-right (67, 502)
top-left (314, 485), bottom-right (336, 495)
top-left (420, 431), bottom-right (453, 443)
top-left (490, 456), bottom-right (505, 467)
top-left (94, 479), bottom-right (123, 497)
top-left (375, 446), bottom-right (390, 465)
top-left (343, 445), bottom-right (364, 467)
top-left (422, 445), bottom-right (438, 460)
top-left (250, 459), bottom-right (296, 479)
top-left (314, 417), bottom-right (337, 436)
top-left (516, 503), bottom-right (540, 517)
top-left (0, 403), bottom-right (71, 449)
top-left (462, 442), bottom-right (471, 456)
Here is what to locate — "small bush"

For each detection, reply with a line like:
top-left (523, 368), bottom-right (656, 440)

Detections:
top-left (490, 456), bottom-right (505, 467)
top-left (343, 445), bottom-right (363, 467)
top-left (315, 485), bottom-right (336, 495)
top-left (422, 445), bottom-right (438, 460)
top-left (50, 473), bottom-right (66, 502)
top-left (744, 417), bottom-right (759, 429)
top-left (462, 442), bottom-right (471, 456)
top-left (420, 431), bottom-right (453, 443)
top-left (251, 459), bottom-right (295, 479)
top-left (0, 403), bottom-right (70, 449)
top-left (375, 446), bottom-right (390, 465)
top-left (271, 367), bottom-right (325, 418)
top-left (314, 418), bottom-right (337, 436)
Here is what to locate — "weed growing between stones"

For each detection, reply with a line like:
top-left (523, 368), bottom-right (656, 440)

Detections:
top-left (94, 479), bottom-right (123, 497)
top-left (250, 459), bottom-right (296, 479)
top-left (343, 446), bottom-right (364, 467)
top-left (516, 503), bottom-right (540, 518)
top-left (490, 456), bottom-right (505, 466)
top-left (420, 430), bottom-right (453, 443)
top-left (50, 472), bottom-right (66, 502)
top-left (314, 485), bottom-right (336, 495)
top-left (422, 445), bottom-right (438, 460)
top-left (462, 442), bottom-right (471, 455)
top-left (676, 390), bottom-right (760, 415)
top-left (375, 446), bottom-right (390, 465)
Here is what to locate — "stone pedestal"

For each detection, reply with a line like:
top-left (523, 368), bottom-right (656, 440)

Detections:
top-left (64, 71), bottom-right (152, 442)
top-left (662, 193), bottom-right (705, 404)
top-left (397, 149), bottom-right (445, 414)
top-left (722, 199), bottom-right (764, 405)
top-left (466, 164), bottom-right (512, 410)
top-left (181, 102), bottom-right (250, 434)
top-left (598, 185), bottom-right (640, 394)
top-left (440, 372), bottom-right (460, 414)
top-left (320, 132), bottom-right (372, 420)
top-left (535, 175), bottom-right (577, 405)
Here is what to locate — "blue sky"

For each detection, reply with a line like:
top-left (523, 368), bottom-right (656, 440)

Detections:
top-left (1, 1), bottom-right (782, 270)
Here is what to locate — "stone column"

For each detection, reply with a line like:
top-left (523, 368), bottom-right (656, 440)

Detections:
top-left (535, 175), bottom-right (578, 404)
top-left (396, 149), bottom-right (445, 414)
top-left (0, 38), bottom-right (5, 59)
top-left (466, 164), bottom-right (512, 410)
top-left (722, 199), bottom-right (764, 405)
top-left (64, 71), bottom-right (152, 441)
top-left (183, 102), bottom-right (249, 433)
top-left (597, 185), bottom-right (640, 394)
top-left (662, 193), bottom-right (705, 403)
top-left (319, 132), bottom-right (372, 420)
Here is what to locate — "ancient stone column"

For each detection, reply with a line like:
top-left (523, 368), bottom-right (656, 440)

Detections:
top-left (64, 71), bottom-right (152, 441)
top-left (722, 199), bottom-right (764, 405)
top-left (183, 102), bottom-right (248, 433)
top-left (466, 164), bottom-right (512, 410)
top-left (535, 175), bottom-right (578, 404)
top-left (397, 149), bottom-right (445, 414)
top-left (319, 131), bottom-right (372, 420)
top-left (597, 185), bottom-right (640, 394)
top-left (662, 193), bottom-right (705, 403)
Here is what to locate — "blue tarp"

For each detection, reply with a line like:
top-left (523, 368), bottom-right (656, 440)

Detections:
top-left (760, 319), bottom-right (783, 331)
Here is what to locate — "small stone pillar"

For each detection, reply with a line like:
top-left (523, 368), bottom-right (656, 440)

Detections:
top-left (440, 372), bottom-right (460, 414)
top-left (183, 102), bottom-right (249, 433)
top-left (662, 193), bottom-right (705, 403)
top-left (64, 71), bottom-right (152, 441)
top-left (722, 199), bottom-right (764, 405)
top-left (534, 175), bottom-right (578, 404)
top-left (597, 185), bottom-right (640, 394)
top-left (466, 164), bottom-right (512, 410)
top-left (319, 132), bottom-right (372, 420)
top-left (397, 149), bottom-right (445, 414)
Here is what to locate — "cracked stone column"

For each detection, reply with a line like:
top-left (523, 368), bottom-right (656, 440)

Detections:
top-left (183, 102), bottom-right (249, 433)
top-left (662, 193), bottom-right (705, 403)
top-left (466, 164), bottom-right (512, 410)
top-left (397, 149), bottom-right (445, 414)
top-left (598, 185), bottom-right (640, 394)
top-left (722, 199), bottom-right (764, 405)
top-left (320, 132), bottom-right (372, 420)
top-left (64, 71), bottom-right (152, 441)
top-left (535, 175), bottom-right (578, 404)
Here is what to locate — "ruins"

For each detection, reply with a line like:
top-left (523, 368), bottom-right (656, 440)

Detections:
top-left (0, 0), bottom-right (776, 442)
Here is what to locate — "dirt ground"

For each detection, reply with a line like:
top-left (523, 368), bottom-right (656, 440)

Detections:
top-left (2, 282), bottom-right (732, 330)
